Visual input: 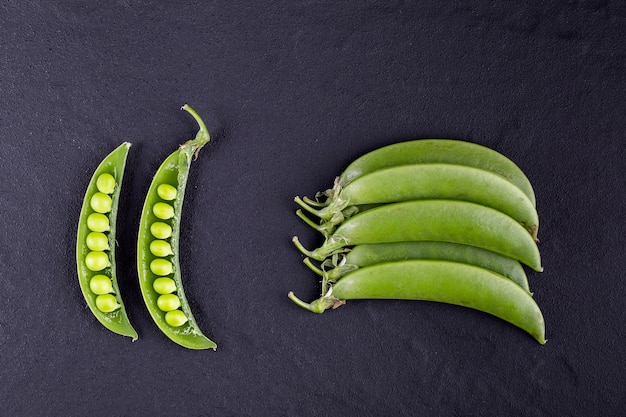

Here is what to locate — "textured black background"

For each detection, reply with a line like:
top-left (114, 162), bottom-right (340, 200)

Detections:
top-left (1, 1), bottom-right (625, 416)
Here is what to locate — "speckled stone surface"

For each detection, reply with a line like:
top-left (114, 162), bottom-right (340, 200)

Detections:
top-left (1, 1), bottom-right (625, 416)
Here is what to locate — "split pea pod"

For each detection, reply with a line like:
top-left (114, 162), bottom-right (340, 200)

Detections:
top-left (307, 241), bottom-right (530, 292)
top-left (137, 105), bottom-right (216, 350)
top-left (296, 164), bottom-right (539, 240)
top-left (320, 139), bottom-right (536, 207)
top-left (76, 142), bottom-right (137, 340)
top-left (288, 260), bottom-right (546, 344)
top-left (293, 200), bottom-right (542, 271)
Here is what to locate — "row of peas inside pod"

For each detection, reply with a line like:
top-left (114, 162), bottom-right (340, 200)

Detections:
top-left (76, 105), bottom-right (216, 350)
top-left (288, 139), bottom-right (547, 344)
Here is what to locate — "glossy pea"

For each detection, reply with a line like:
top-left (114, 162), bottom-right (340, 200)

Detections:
top-left (90, 192), bottom-right (113, 214)
top-left (87, 213), bottom-right (110, 232)
top-left (150, 240), bottom-right (173, 257)
top-left (157, 183), bottom-right (178, 200)
top-left (90, 275), bottom-right (113, 295)
top-left (95, 294), bottom-right (120, 313)
top-left (150, 258), bottom-right (173, 276)
top-left (136, 104), bottom-right (216, 350)
top-left (86, 232), bottom-right (109, 251)
top-left (165, 310), bottom-right (189, 327)
top-left (85, 251), bottom-right (110, 271)
top-left (153, 202), bottom-right (174, 220)
top-left (289, 260), bottom-right (546, 344)
top-left (96, 173), bottom-right (116, 194)
top-left (294, 200), bottom-right (542, 271)
top-left (157, 294), bottom-right (181, 311)
top-left (153, 277), bottom-right (177, 294)
top-left (76, 142), bottom-right (137, 340)
top-left (150, 222), bottom-right (172, 239)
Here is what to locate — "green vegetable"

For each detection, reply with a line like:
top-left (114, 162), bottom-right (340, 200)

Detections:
top-left (85, 231), bottom-right (110, 251)
top-left (86, 213), bottom-right (110, 232)
top-left (310, 139), bottom-right (536, 207)
top-left (137, 104), bottom-right (217, 350)
top-left (296, 164), bottom-right (539, 240)
top-left (150, 240), bottom-right (174, 257)
top-left (289, 260), bottom-right (545, 344)
top-left (76, 142), bottom-right (137, 340)
top-left (306, 241), bottom-right (530, 294)
top-left (150, 222), bottom-right (172, 239)
top-left (294, 200), bottom-right (542, 271)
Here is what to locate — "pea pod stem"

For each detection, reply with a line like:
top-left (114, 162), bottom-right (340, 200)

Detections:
top-left (180, 104), bottom-right (210, 158)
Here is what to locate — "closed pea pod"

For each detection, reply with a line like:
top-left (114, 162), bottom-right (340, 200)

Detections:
top-left (137, 104), bottom-right (216, 350)
top-left (306, 241), bottom-right (530, 294)
top-left (293, 200), bottom-right (542, 271)
top-left (308, 139), bottom-right (536, 208)
top-left (289, 260), bottom-right (546, 344)
top-left (76, 142), bottom-right (137, 340)
top-left (296, 164), bottom-right (539, 240)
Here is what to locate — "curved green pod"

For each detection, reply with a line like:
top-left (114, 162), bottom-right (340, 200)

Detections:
top-left (309, 241), bottom-right (530, 292)
top-left (335, 139), bottom-right (536, 207)
top-left (76, 142), bottom-right (137, 340)
top-left (289, 260), bottom-right (546, 344)
top-left (296, 163), bottom-right (539, 240)
top-left (293, 200), bottom-right (542, 271)
top-left (137, 105), bottom-right (216, 350)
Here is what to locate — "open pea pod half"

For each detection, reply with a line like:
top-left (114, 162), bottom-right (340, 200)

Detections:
top-left (76, 142), bottom-right (138, 340)
top-left (136, 105), bottom-right (217, 350)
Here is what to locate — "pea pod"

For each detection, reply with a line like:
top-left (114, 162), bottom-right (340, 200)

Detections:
top-left (293, 200), bottom-right (542, 271)
top-left (306, 241), bottom-right (530, 293)
top-left (309, 139), bottom-right (536, 208)
top-left (137, 105), bottom-right (216, 350)
top-left (288, 260), bottom-right (546, 344)
top-left (76, 142), bottom-right (137, 340)
top-left (296, 163), bottom-right (539, 240)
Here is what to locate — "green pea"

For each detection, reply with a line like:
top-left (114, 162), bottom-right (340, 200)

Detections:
top-left (153, 202), bottom-right (174, 220)
top-left (86, 232), bottom-right (109, 251)
top-left (157, 294), bottom-right (181, 311)
top-left (157, 183), bottom-right (178, 201)
top-left (85, 251), bottom-right (110, 271)
top-left (150, 258), bottom-right (173, 276)
top-left (165, 310), bottom-right (189, 327)
top-left (95, 294), bottom-right (120, 313)
top-left (87, 213), bottom-right (110, 232)
top-left (90, 275), bottom-right (113, 295)
top-left (153, 277), bottom-right (177, 294)
top-left (150, 222), bottom-right (172, 239)
top-left (96, 173), bottom-right (116, 194)
top-left (90, 192), bottom-right (113, 213)
top-left (150, 240), bottom-right (173, 257)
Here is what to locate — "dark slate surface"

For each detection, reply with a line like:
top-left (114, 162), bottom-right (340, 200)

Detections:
top-left (1, 1), bottom-right (625, 416)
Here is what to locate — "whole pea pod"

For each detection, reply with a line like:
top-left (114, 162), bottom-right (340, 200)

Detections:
top-left (76, 142), bottom-right (138, 340)
top-left (137, 105), bottom-right (216, 350)
top-left (293, 200), bottom-right (542, 271)
top-left (308, 139), bottom-right (536, 208)
top-left (289, 260), bottom-right (546, 344)
top-left (296, 163), bottom-right (539, 240)
top-left (306, 241), bottom-right (530, 294)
